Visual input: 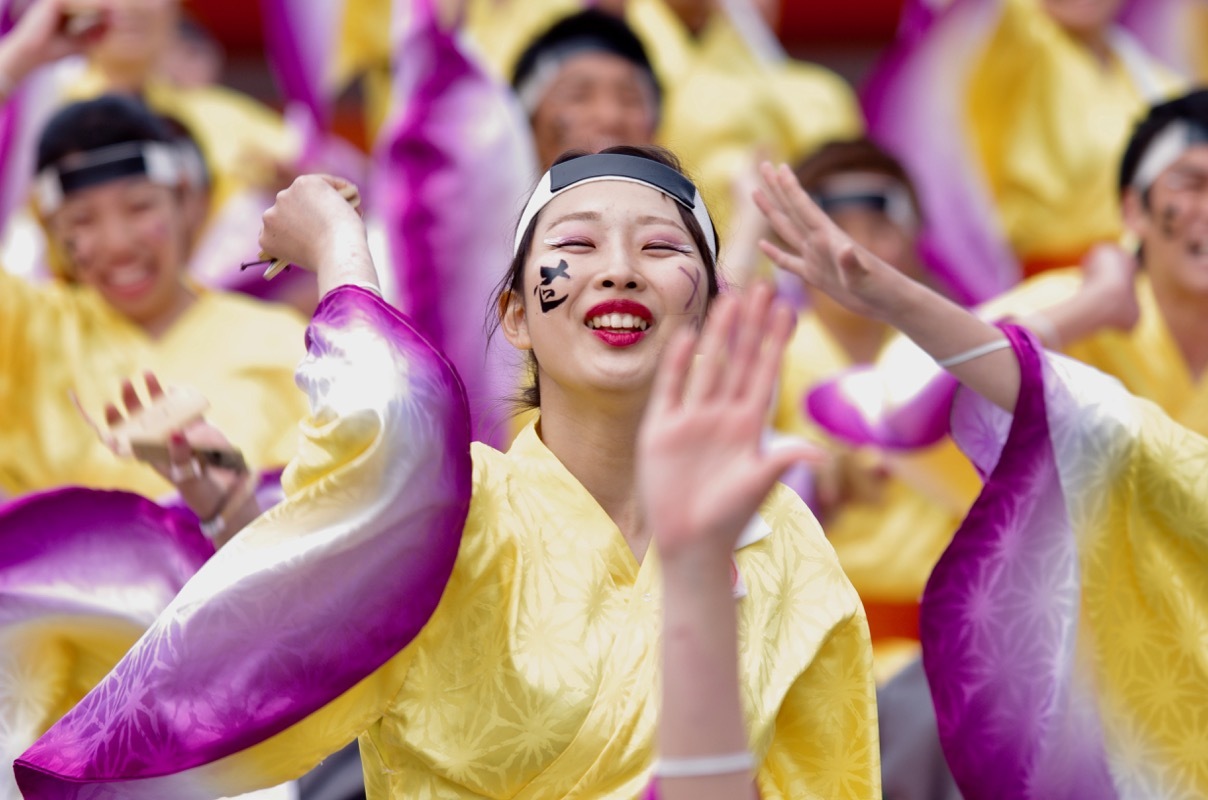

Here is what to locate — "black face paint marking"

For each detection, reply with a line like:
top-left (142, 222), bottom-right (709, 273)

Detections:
top-left (1160, 204), bottom-right (1178, 238)
top-left (534, 258), bottom-right (571, 313)
top-left (678, 264), bottom-right (702, 311)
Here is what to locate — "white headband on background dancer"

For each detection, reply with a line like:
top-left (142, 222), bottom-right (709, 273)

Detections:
top-left (1132, 119), bottom-right (1208, 191)
top-left (514, 154), bottom-right (718, 260)
top-left (35, 141), bottom-right (185, 214)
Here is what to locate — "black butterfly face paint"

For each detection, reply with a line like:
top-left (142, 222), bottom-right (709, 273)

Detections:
top-left (535, 258), bottom-right (572, 313)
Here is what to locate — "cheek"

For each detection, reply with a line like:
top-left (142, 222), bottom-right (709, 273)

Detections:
top-left (672, 263), bottom-right (706, 316)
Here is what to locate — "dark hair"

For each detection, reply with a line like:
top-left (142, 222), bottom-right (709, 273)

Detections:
top-left (489, 144), bottom-right (719, 411)
top-left (1119, 88), bottom-right (1208, 204)
top-left (37, 94), bottom-right (174, 174)
top-left (792, 138), bottom-right (923, 222)
top-left (511, 9), bottom-right (662, 110)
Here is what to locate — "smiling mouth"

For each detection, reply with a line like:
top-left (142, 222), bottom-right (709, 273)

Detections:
top-left (587, 313), bottom-right (649, 332)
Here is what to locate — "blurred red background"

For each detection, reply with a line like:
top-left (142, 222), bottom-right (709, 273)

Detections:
top-left (186, 1), bottom-right (906, 55)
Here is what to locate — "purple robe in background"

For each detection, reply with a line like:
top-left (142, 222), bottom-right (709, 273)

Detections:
top-left (371, 0), bottom-right (536, 447)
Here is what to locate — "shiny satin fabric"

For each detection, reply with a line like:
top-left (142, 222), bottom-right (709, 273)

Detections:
top-left (16, 286), bottom-right (472, 798)
top-left (18, 286), bottom-right (880, 799)
top-left (0, 488), bottom-right (213, 800)
top-left (924, 325), bottom-right (1208, 798)
top-left (370, 0), bottom-right (533, 448)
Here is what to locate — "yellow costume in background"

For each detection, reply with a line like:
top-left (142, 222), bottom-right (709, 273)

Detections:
top-left (340, 0), bottom-right (862, 232)
top-left (628, 0), bottom-right (862, 231)
top-left (774, 313), bottom-right (979, 679)
top-left (966, 0), bottom-right (1183, 272)
top-left (0, 271), bottom-right (309, 498)
top-left (997, 267), bottom-right (1208, 436)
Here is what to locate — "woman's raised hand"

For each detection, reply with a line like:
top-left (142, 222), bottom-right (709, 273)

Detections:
top-left (259, 174), bottom-right (378, 297)
top-left (0, 0), bottom-right (110, 86)
top-left (637, 283), bottom-right (822, 564)
top-left (754, 162), bottom-right (904, 321)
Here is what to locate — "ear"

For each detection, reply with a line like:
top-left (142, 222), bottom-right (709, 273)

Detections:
top-left (498, 289), bottom-right (532, 350)
top-left (1120, 187), bottom-right (1149, 240)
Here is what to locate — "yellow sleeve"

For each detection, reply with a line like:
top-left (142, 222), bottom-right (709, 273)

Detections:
top-left (757, 613), bottom-right (882, 799)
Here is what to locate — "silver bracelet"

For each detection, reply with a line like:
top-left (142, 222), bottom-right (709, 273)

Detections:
top-left (653, 751), bottom-right (755, 779)
top-left (935, 338), bottom-right (1012, 369)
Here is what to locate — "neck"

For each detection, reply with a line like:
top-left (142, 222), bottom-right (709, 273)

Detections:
top-left (1150, 277), bottom-right (1208, 380)
top-left (138, 282), bottom-right (196, 339)
top-left (1067, 25), bottom-right (1115, 66)
top-left (537, 383), bottom-right (650, 560)
top-left (93, 59), bottom-right (152, 94)
top-left (809, 291), bottom-right (889, 364)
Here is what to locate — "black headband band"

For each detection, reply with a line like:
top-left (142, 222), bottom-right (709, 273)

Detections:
top-left (35, 141), bottom-right (181, 212)
top-left (549, 154), bottom-right (697, 207)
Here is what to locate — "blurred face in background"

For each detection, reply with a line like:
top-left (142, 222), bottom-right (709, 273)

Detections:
top-left (89, 0), bottom-right (179, 83)
top-left (1125, 144), bottom-right (1208, 298)
top-left (530, 52), bottom-right (658, 170)
top-left (49, 176), bottom-right (190, 329)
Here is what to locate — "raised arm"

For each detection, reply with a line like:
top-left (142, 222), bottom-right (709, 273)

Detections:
top-left (755, 162), bottom-right (1022, 412)
top-left (637, 284), bottom-right (818, 800)
top-left (0, 0), bottom-right (109, 103)
top-left (258, 174), bottom-right (381, 298)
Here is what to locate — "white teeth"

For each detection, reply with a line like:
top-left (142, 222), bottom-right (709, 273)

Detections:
top-left (107, 266), bottom-right (151, 288)
top-left (586, 314), bottom-right (650, 331)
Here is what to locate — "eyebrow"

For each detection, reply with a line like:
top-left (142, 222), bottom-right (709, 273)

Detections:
top-left (543, 211), bottom-right (687, 231)
top-left (546, 211), bottom-right (602, 228)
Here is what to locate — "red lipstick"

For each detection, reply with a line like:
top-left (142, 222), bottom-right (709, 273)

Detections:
top-left (584, 299), bottom-right (654, 347)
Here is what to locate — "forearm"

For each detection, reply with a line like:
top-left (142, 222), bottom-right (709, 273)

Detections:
top-left (869, 269), bottom-right (1020, 412)
top-left (659, 550), bottom-right (755, 800)
top-left (315, 231), bottom-right (380, 299)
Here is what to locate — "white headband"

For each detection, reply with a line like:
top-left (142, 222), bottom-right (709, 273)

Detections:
top-left (514, 154), bottom-right (717, 258)
top-left (1133, 119), bottom-right (1208, 190)
top-left (812, 172), bottom-right (919, 232)
top-left (35, 141), bottom-right (183, 214)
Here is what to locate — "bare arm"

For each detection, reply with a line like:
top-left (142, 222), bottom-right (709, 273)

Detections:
top-left (0, 0), bottom-right (109, 101)
top-left (755, 162), bottom-right (1022, 412)
top-left (639, 284), bottom-right (818, 800)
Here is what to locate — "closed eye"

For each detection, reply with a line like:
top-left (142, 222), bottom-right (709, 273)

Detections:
top-left (645, 242), bottom-right (694, 254)
top-left (544, 237), bottom-right (593, 250)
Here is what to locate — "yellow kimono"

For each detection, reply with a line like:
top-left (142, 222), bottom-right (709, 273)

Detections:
top-left (0, 270), bottom-right (309, 498)
top-left (982, 267), bottom-right (1208, 436)
top-left (966, 0), bottom-right (1184, 271)
top-left (14, 285), bottom-right (881, 799)
top-left (774, 313), bottom-right (980, 678)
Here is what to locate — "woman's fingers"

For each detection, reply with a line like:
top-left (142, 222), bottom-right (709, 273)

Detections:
top-left (746, 300), bottom-right (795, 417)
top-left (648, 325), bottom-right (698, 420)
top-left (119, 378), bottom-right (143, 417)
top-left (721, 282), bottom-right (774, 399)
top-left (143, 371), bottom-right (165, 399)
top-left (684, 293), bottom-right (738, 404)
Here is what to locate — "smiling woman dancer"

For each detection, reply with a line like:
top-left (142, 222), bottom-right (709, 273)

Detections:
top-left (16, 145), bottom-right (879, 800)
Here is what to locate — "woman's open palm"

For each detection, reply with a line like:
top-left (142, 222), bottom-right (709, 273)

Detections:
top-left (637, 284), bottom-right (820, 560)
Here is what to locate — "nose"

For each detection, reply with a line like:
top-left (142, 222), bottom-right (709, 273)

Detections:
top-left (90, 210), bottom-right (140, 269)
top-left (594, 240), bottom-right (647, 291)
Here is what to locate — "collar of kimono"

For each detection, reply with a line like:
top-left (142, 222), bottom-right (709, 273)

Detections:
top-left (811, 172), bottom-right (919, 232)
top-left (35, 140), bottom-right (183, 214)
top-left (514, 153), bottom-right (717, 259)
top-left (1133, 119), bottom-right (1208, 190)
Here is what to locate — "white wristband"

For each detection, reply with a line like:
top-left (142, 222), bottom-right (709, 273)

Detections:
top-left (654, 751), bottom-right (755, 779)
top-left (935, 338), bottom-right (1012, 369)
